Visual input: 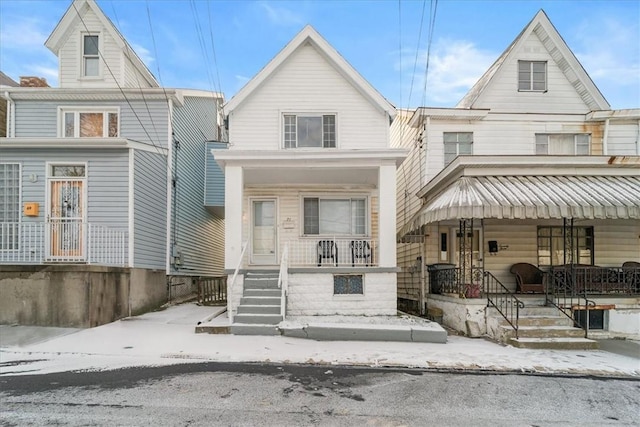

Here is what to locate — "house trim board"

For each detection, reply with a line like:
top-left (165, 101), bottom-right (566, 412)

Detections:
top-left (128, 148), bottom-right (135, 268)
top-left (0, 138), bottom-right (168, 155)
top-left (165, 98), bottom-right (174, 274)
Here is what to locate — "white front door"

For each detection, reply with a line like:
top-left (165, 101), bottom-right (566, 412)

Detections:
top-left (251, 199), bottom-right (277, 264)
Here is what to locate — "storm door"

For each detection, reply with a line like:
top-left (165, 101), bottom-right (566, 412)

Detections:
top-left (251, 199), bottom-right (277, 264)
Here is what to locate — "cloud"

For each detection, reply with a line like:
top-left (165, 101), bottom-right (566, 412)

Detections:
top-left (0, 16), bottom-right (49, 48)
top-left (399, 38), bottom-right (497, 106)
top-left (258, 1), bottom-right (304, 27)
top-left (130, 43), bottom-right (155, 67)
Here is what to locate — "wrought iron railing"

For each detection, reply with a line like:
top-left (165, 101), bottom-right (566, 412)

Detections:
top-left (546, 266), bottom-right (596, 338)
top-left (548, 265), bottom-right (639, 296)
top-left (287, 238), bottom-right (377, 267)
top-left (0, 222), bottom-right (127, 267)
top-left (485, 271), bottom-right (524, 338)
top-left (428, 266), bottom-right (484, 298)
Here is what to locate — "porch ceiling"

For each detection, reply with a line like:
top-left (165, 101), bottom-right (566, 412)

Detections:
top-left (399, 175), bottom-right (640, 237)
top-left (244, 167), bottom-right (379, 186)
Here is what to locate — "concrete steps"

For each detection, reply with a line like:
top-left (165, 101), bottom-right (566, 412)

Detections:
top-left (231, 271), bottom-right (283, 335)
top-left (489, 303), bottom-right (599, 350)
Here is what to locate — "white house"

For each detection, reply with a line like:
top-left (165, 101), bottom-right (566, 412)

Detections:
top-left (393, 10), bottom-right (640, 345)
top-left (214, 25), bottom-right (407, 334)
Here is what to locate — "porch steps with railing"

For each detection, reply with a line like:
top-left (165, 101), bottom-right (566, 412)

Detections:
top-left (230, 271), bottom-right (282, 336)
top-left (488, 296), bottom-right (599, 350)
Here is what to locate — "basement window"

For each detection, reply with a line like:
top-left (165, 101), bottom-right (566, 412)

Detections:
top-left (334, 275), bottom-right (363, 295)
top-left (574, 309), bottom-right (605, 330)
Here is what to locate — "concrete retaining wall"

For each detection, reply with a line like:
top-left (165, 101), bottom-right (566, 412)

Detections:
top-left (0, 265), bottom-right (166, 328)
top-left (426, 294), bottom-right (487, 335)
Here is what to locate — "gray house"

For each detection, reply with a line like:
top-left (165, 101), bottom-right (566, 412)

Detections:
top-left (0, 0), bottom-right (225, 327)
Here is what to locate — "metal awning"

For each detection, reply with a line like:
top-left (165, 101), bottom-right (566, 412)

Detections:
top-left (399, 175), bottom-right (640, 237)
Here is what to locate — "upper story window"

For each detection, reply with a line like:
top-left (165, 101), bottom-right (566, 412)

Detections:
top-left (303, 197), bottom-right (366, 236)
top-left (443, 132), bottom-right (473, 166)
top-left (83, 35), bottom-right (100, 77)
top-left (60, 108), bottom-right (119, 138)
top-left (518, 60), bottom-right (547, 92)
top-left (284, 114), bottom-right (336, 148)
top-left (536, 134), bottom-right (590, 155)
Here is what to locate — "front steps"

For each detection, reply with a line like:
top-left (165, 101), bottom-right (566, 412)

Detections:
top-left (230, 271), bottom-right (283, 336)
top-left (488, 297), bottom-right (599, 350)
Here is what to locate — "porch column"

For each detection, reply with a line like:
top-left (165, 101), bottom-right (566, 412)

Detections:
top-left (378, 163), bottom-right (397, 268)
top-left (224, 165), bottom-right (244, 270)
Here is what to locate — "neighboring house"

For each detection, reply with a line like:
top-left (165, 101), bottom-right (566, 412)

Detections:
top-left (0, 71), bottom-right (19, 137)
top-left (0, 0), bottom-right (225, 327)
top-left (214, 25), bottom-right (407, 334)
top-left (393, 10), bottom-right (640, 342)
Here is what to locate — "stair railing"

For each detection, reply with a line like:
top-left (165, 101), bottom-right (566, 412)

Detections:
top-left (278, 244), bottom-right (289, 321)
top-left (484, 271), bottom-right (524, 339)
top-left (546, 267), bottom-right (596, 338)
top-left (228, 241), bottom-right (248, 324)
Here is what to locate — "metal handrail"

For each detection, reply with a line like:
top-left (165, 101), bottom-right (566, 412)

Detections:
top-left (485, 271), bottom-right (524, 339)
top-left (228, 241), bottom-right (248, 324)
top-left (278, 244), bottom-right (289, 320)
top-left (546, 268), bottom-right (596, 338)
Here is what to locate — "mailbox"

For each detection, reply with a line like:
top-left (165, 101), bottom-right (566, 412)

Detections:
top-left (24, 202), bottom-right (39, 217)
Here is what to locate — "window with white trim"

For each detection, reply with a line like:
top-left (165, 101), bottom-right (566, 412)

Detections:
top-left (443, 132), bottom-right (473, 166)
top-left (0, 163), bottom-right (20, 250)
top-left (83, 34), bottom-right (100, 77)
top-left (284, 114), bottom-right (336, 148)
top-left (535, 134), bottom-right (590, 155)
top-left (61, 108), bottom-right (119, 138)
top-left (518, 60), bottom-right (547, 91)
top-left (303, 197), bottom-right (366, 235)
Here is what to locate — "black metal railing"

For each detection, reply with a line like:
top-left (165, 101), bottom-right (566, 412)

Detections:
top-left (545, 266), bottom-right (595, 338)
top-left (548, 265), bottom-right (639, 296)
top-left (485, 271), bottom-right (524, 338)
top-left (197, 276), bottom-right (227, 305)
top-left (428, 266), bottom-right (484, 298)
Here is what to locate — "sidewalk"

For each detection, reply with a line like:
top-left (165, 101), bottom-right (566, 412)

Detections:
top-left (1, 303), bottom-right (638, 378)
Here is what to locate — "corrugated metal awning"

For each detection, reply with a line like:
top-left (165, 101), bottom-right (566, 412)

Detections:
top-left (399, 175), bottom-right (640, 238)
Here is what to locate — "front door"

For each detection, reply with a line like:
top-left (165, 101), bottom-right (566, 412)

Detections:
top-left (46, 165), bottom-right (86, 261)
top-left (251, 199), bottom-right (277, 264)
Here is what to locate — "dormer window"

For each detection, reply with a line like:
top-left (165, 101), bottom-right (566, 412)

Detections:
top-left (535, 134), bottom-right (590, 155)
top-left (283, 114), bottom-right (336, 148)
top-left (83, 35), bottom-right (100, 77)
top-left (60, 108), bottom-right (119, 138)
top-left (518, 60), bottom-right (546, 91)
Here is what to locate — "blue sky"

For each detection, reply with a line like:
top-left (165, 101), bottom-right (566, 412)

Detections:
top-left (1, 0), bottom-right (638, 109)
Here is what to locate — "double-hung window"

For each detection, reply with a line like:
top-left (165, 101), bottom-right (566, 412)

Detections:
top-left (61, 108), bottom-right (119, 138)
top-left (83, 34), bottom-right (100, 77)
top-left (443, 132), bottom-right (473, 166)
top-left (537, 226), bottom-right (594, 267)
top-left (0, 163), bottom-right (20, 250)
top-left (303, 197), bottom-right (366, 235)
top-left (284, 114), bottom-right (336, 148)
top-left (535, 134), bottom-right (590, 155)
top-left (518, 60), bottom-right (547, 91)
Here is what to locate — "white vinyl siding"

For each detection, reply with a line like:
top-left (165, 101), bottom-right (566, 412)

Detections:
top-left (228, 43), bottom-right (388, 150)
top-left (518, 60), bottom-right (546, 91)
top-left (443, 132), bottom-right (473, 165)
top-left (535, 134), bottom-right (590, 155)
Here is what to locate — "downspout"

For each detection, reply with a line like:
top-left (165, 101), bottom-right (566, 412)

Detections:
top-left (4, 91), bottom-right (15, 137)
top-left (602, 118), bottom-right (610, 155)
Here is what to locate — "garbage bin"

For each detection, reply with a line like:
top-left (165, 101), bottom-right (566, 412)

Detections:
top-left (427, 263), bottom-right (456, 294)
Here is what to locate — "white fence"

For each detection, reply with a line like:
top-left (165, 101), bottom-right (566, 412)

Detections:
top-left (287, 238), bottom-right (377, 267)
top-left (0, 222), bottom-right (128, 267)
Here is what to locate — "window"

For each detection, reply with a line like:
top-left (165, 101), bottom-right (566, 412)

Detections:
top-left (537, 226), bottom-right (594, 267)
top-left (334, 275), bottom-right (363, 295)
top-left (535, 134), bottom-right (590, 155)
top-left (83, 35), bottom-right (100, 77)
top-left (61, 109), bottom-right (119, 138)
top-left (518, 60), bottom-right (546, 91)
top-left (443, 132), bottom-right (473, 166)
top-left (284, 114), bottom-right (336, 148)
top-left (0, 164), bottom-right (20, 250)
top-left (303, 197), bottom-right (366, 235)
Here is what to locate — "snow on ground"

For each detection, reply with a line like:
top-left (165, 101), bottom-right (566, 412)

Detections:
top-left (1, 303), bottom-right (638, 378)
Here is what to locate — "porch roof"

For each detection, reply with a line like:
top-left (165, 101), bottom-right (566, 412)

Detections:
top-left (399, 174), bottom-right (640, 237)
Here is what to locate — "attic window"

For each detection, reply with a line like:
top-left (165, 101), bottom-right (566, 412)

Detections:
top-left (283, 114), bottom-right (336, 148)
top-left (518, 60), bottom-right (546, 92)
top-left (83, 35), bottom-right (100, 77)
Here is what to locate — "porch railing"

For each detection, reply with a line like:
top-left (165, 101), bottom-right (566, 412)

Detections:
top-left (278, 244), bottom-right (289, 321)
top-left (485, 271), bottom-right (524, 339)
top-left (0, 222), bottom-right (127, 267)
top-left (287, 238), bottom-right (377, 267)
top-left (228, 241), bottom-right (248, 324)
top-left (548, 265), bottom-right (639, 296)
top-left (428, 266), bottom-right (484, 297)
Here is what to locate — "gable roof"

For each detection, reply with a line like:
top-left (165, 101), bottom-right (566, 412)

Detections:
top-left (0, 71), bottom-right (19, 87)
top-left (457, 10), bottom-right (609, 111)
top-left (224, 25), bottom-right (395, 119)
top-left (45, 0), bottom-right (158, 87)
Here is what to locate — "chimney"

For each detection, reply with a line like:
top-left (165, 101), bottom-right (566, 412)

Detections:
top-left (20, 76), bottom-right (50, 87)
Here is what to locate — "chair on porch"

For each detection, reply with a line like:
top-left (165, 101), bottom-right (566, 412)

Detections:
top-left (317, 240), bottom-right (338, 266)
top-left (350, 240), bottom-right (371, 266)
top-left (510, 263), bottom-right (545, 293)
